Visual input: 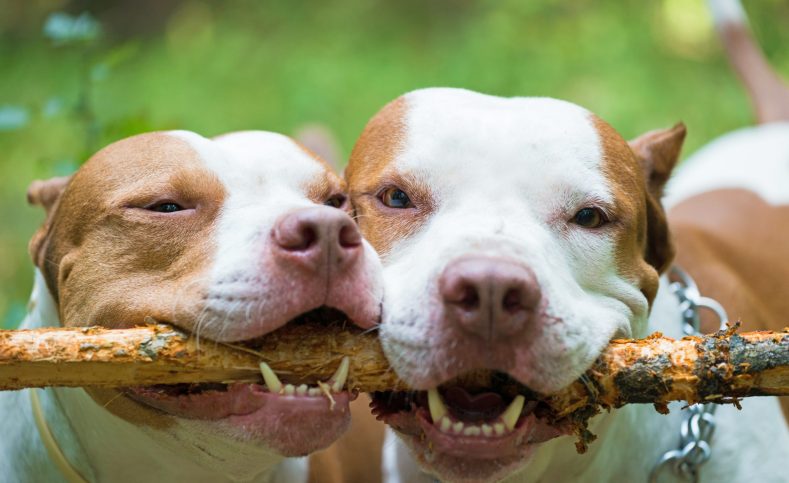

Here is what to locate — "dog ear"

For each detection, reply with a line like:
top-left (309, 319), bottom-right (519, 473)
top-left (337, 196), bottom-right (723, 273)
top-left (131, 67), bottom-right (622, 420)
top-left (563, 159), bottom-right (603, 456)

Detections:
top-left (629, 123), bottom-right (686, 273)
top-left (294, 124), bottom-right (344, 174)
top-left (27, 175), bottom-right (71, 269)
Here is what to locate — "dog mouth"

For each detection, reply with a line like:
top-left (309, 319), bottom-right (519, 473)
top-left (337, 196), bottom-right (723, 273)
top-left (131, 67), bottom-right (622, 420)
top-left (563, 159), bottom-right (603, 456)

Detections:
top-left (124, 308), bottom-right (356, 455)
top-left (371, 370), bottom-right (574, 479)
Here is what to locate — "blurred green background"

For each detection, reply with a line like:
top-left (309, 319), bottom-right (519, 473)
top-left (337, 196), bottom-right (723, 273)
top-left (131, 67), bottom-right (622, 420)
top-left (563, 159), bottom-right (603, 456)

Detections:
top-left (1, 0), bottom-right (787, 328)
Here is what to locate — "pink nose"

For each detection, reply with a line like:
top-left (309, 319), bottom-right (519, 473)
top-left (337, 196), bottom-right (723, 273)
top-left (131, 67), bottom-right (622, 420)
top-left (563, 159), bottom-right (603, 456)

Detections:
top-left (439, 256), bottom-right (541, 341)
top-left (271, 207), bottom-right (362, 271)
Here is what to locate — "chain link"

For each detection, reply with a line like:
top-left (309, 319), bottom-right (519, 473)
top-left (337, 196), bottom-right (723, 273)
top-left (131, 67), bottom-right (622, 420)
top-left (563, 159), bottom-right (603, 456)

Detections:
top-left (648, 267), bottom-right (729, 483)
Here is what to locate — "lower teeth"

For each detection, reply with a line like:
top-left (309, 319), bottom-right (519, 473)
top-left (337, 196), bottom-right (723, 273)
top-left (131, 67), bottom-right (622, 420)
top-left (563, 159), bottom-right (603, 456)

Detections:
top-left (259, 357), bottom-right (350, 397)
top-left (428, 388), bottom-right (528, 437)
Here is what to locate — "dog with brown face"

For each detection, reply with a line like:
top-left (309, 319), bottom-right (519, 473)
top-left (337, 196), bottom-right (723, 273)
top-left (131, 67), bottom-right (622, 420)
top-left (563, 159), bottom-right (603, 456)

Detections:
top-left (0, 130), bottom-right (383, 482)
top-left (346, 87), bottom-right (788, 482)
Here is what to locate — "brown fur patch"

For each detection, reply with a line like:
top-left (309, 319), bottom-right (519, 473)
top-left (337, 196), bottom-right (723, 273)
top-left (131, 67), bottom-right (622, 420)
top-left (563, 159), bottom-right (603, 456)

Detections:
top-left (38, 133), bottom-right (226, 330)
top-left (346, 96), bottom-right (435, 258)
top-left (592, 117), bottom-right (684, 304)
top-left (670, 188), bottom-right (789, 420)
top-left (33, 133), bottom-right (227, 428)
top-left (308, 395), bottom-right (385, 483)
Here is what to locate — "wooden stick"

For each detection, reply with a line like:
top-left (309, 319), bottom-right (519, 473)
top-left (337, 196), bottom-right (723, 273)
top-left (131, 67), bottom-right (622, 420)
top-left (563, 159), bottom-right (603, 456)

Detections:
top-left (1, 323), bottom-right (786, 417)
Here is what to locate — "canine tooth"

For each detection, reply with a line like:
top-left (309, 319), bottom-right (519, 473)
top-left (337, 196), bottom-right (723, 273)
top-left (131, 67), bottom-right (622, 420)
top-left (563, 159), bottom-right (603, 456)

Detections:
top-left (308, 387), bottom-right (322, 397)
top-left (439, 417), bottom-right (452, 432)
top-left (283, 384), bottom-right (296, 396)
top-left (296, 384), bottom-right (308, 396)
top-left (330, 356), bottom-right (350, 392)
top-left (501, 395), bottom-right (525, 431)
top-left (427, 389), bottom-right (448, 423)
top-left (481, 424), bottom-right (493, 437)
top-left (259, 362), bottom-right (282, 393)
top-left (494, 423), bottom-right (506, 435)
top-left (463, 426), bottom-right (481, 437)
top-left (452, 421), bottom-right (464, 434)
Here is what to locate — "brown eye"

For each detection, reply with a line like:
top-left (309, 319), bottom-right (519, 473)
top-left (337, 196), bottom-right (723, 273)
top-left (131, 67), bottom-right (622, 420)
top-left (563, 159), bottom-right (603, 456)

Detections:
top-left (572, 207), bottom-right (607, 228)
top-left (381, 187), bottom-right (413, 209)
top-left (324, 194), bottom-right (346, 209)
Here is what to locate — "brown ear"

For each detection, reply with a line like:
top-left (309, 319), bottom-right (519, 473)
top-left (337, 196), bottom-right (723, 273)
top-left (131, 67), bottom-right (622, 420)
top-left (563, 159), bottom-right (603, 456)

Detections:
top-left (629, 123), bottom-right (686, 273)
top-left (27, 175), bottom-right (71, 268)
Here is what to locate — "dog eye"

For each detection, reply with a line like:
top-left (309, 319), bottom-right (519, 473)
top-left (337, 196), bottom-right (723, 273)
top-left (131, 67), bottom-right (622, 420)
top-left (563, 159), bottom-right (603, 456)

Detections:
top-left (149, 202), bottom-right (183, 213)
top-left (572, 207), bottom-right (607, 228)
top-left (381, 187), bottom-right (413, 209)
top-left (324, 194), bottom-right (346, 209)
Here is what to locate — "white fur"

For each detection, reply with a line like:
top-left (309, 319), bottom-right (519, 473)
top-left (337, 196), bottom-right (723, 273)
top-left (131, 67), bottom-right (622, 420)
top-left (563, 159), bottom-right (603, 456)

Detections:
top-left (169, 130), bottom-right (383, 342)
top-left (707, 0), bottom-right (748, 28)
top-left (170, 131), bottom-right (320, 342)
top-left (378, 89), bottom-right (789, 482)
top-left (380, 88), bottom-right (647, 393)
top-left (664, 122), bottom-right (789, 209)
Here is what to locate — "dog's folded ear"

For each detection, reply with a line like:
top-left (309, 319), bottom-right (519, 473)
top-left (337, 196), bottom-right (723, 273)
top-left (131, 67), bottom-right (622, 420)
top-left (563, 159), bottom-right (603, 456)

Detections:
top-left (27, 175), bottom-right (71, 269)
top-left (294, 124), bottom-right (343, 174)
top-left (629, 123), bottom-right (686, 273)
top-left (27, 176), bottom-right (71, 214)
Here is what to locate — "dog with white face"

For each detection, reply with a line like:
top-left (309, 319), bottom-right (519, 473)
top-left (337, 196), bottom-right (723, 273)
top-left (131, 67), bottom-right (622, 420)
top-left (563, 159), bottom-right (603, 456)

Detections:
top-left (0, 130), bottom-right (383, 482)
top-left (346, 86), bottom-right (789, 482)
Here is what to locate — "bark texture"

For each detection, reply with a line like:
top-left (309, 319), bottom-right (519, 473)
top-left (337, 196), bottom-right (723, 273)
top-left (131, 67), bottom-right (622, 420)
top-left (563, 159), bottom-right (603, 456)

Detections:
top-left (1, 323), bottom-right (786, 416)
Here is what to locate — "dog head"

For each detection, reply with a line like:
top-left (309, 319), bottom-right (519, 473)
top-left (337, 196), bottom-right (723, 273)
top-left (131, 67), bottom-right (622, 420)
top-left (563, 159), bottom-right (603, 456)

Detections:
top-left (346, 88), bottom-right (683, 481)
top-left (27, 130), bottom-right (383, 463)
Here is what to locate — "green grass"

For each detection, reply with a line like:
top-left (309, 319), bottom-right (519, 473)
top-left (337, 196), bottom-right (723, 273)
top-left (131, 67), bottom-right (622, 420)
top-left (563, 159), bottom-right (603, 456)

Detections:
top-left (1, 0), bottom-right (788, 328)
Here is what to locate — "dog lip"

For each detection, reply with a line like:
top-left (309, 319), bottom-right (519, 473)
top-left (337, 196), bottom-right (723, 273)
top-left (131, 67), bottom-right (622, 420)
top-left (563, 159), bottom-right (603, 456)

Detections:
top-left (126, 383), bottom-right (355, 420)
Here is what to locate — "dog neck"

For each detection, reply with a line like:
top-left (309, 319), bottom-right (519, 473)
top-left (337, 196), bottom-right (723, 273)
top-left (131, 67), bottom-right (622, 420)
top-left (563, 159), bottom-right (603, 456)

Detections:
top-left (19, 270), bottom-right (306, 483)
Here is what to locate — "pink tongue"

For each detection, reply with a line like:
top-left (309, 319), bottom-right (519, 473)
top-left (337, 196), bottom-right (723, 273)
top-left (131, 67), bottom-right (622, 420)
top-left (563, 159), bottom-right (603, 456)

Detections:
top-left (442, 387), bottom-right (506, 422)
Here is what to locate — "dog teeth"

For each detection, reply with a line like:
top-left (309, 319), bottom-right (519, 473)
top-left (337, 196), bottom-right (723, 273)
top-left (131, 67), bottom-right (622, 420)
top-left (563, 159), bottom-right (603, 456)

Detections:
top-left (262, 357), bottom-right (353, 397)
top-left (501, 395), bottom-right (525, 431)
top-left (429, 393), bottom-right (529, 437)
top-left (427, 389), bottom-right (448, 422)
top-left (259, 362), bottom-right (283, 393)
top-left (329, 356), bottom-right (350, 393)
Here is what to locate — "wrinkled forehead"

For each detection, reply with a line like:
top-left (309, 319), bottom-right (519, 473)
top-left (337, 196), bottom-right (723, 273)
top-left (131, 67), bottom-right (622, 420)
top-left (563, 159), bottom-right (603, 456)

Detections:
top-left (73, 130), bottom-right (331, 195)
top-left (407, 90), bottom-right (607, 198)
top-left (349, 89), bottom-right (638, 205)
top-left (173, 130), bottom-right (332, 197)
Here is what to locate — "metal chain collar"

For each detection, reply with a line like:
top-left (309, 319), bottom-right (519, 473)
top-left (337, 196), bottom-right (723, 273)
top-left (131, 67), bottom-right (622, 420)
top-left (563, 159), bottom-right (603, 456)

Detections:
top-left (648, 267), bottom-right (729, 483)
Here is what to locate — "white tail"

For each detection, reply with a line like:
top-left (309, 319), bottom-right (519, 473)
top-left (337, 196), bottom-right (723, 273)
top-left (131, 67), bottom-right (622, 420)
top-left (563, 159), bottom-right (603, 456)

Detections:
top-left (708, 0), bottom-right (789, 123)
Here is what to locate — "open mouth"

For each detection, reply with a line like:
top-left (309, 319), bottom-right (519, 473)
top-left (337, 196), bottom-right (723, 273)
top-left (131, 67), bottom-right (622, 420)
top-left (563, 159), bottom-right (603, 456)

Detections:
top-left (124, 308), bottom-right (357, 455)
top-left (370, 370), bottom-right (575, 479)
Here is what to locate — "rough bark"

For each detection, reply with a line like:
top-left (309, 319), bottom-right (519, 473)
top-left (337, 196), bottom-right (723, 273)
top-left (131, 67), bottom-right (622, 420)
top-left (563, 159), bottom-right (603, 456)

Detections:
top-left (1, 323), bottom-right (786, 416)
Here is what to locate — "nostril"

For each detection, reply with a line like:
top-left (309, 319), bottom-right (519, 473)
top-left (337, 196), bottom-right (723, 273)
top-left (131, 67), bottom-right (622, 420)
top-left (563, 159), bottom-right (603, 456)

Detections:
top-left (458, 284), bottom-right (480, 311)
top-left (295, 224), bottom-right (318, 251)
top-left (274, 220), bottom-right (318, 252)
top-left (502, 288), bottom-right (523, 314)
top-left (338, 223), bottom-right (362, 248)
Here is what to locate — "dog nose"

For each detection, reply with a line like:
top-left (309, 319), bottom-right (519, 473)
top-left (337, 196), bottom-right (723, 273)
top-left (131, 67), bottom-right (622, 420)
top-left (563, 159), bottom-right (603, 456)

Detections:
top-left (271, 207), bottom-right (362, 271)
top-left (439, 256), bottom-right (541, 340)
